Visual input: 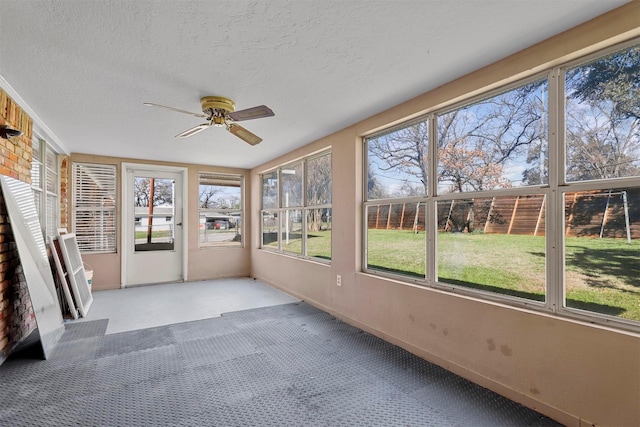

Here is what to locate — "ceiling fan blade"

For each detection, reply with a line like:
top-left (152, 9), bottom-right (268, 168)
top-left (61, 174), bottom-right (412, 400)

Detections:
top-left (175, 123), bottom-right (210, 138)
top-left (227, 105), bottom-right (274, 122)
top-left (144, 102), bottom-right (208, 119)
top-left (228, 124), bottom-right (262, 145)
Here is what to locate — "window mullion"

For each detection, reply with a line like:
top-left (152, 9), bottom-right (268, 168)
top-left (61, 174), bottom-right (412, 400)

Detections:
top-left (546, 68), bottom-right (563, 313)
top-left (427, 114), bottom-right (438, 283)
top-left (302, 161), bottom-right (307, 257)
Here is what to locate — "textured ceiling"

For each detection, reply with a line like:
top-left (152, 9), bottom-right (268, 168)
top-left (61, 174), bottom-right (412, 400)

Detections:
top-left (0, 0), bottom-right (630, 169)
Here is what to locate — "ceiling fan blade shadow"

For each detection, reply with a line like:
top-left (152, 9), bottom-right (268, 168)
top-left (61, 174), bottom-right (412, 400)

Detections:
top-left (228, 124), bottom-right (262, 145)
top-left (176, 123), bottom-right (210, 138)
top-left (227, 105), bottom-right (274, 122)
top-left (144, 102), bottom-right (208, 119)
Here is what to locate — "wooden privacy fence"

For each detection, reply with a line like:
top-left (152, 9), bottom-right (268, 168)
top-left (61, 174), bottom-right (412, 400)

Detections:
top-left (367, 188), bottom-right (640, 240)
top-left (368, 202), bottom-right (424, 232)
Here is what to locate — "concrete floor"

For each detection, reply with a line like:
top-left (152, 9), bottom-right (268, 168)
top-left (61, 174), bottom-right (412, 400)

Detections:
top-left (78, 278), bottom-right (299, 334)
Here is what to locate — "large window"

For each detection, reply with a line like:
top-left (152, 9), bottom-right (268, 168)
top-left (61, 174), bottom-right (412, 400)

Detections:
top-left (364, 40), bottom-right (640, 331)
top-left (72, 163), bottom-right (117, 253)
top-left (198, 173), bottom-right (243, 247)
top-left (434, 78), bottom-right (549, 303)
top-left (31, 135), bottom-right (59, 239)
top-left (305, 154), bottom-right (332, 260)
top-left (260, 151), bottom-right (332, 261)
top-left (366, 120), bottom-right (428, 278)
top-left (560, 42), bottom-right (640, 325)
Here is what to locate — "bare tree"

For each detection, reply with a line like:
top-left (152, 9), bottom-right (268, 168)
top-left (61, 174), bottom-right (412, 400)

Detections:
top-left (437, 109), bottom-right (510, 192)
top-left (565, 44), bottom-right (640, 180)
top-left (134, 178), bottom-right (174, 207)
top-left (368, 82), bottom-right (547, 197)
top-left (306, 154), bottom-right (331, 231)
top-left (566, 98), bottom-right (640, 180)
top-left (367, 169), bottom-right (389, 199)
top-left (134, 178), bottom-right (150, 207)
top-left (438, 85), bottom-right (546, 192)
top-left (199, 186), bottom-right (221, 209)
top-left (569, 45), bottom-right (640, 121)
top-left (368, 121), bottom-right (429, 194)
top-left (262, 171), bottom-right (278, 209)
top-left (281, 163), bottom-right (304, 207)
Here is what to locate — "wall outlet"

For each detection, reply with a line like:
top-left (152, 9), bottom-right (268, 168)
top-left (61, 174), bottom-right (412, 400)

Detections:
top-left (336, 275), bottom-right (342, 287)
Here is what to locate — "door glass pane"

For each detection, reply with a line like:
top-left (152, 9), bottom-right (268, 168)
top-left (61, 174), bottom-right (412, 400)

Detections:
top-left (134, 176), bottom-right (175, 252)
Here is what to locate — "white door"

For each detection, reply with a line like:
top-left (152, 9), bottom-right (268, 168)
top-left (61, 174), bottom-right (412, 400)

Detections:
top-left (124, 166), bottom-right (185, 286)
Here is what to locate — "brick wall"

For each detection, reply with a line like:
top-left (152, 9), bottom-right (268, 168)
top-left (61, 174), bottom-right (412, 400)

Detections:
top-left (1, 89), bottom-right (32, 183)
top-left (0, 87), bottom-right (37, 363)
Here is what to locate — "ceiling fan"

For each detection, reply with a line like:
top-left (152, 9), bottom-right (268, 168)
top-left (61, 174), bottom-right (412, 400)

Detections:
top-left (144, 96), bottom-right (274, 145)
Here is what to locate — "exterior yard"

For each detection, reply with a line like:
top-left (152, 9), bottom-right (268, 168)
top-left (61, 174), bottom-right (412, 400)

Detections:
top-left (366, 229), bottom-right (640, 321)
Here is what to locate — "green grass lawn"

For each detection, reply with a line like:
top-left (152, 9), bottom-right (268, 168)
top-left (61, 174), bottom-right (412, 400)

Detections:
top-left (366, 229), bottom-right (640, 321)
top-left (564, 237), bottom-right (640, 319)
top-left (306, 230), bottom-right (332, 260)
top-left (272, 230), bottom-right (332, 260)
top-left (135, 230), bottom-right (172, 239)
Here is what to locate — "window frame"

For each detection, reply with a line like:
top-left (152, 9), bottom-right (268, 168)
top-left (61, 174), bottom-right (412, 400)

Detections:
top-left (30, 134), bottom-right (59, 239)
top-left (260, 150), bottom-right (332, 262)
top-left (362, 38), bottom-right (640, 332)
top-left (197, 172), bottom-right (244, 248)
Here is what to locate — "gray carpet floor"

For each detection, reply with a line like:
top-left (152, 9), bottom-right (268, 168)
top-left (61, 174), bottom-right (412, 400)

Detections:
top-left (0, 302), bottom-right (562, 426)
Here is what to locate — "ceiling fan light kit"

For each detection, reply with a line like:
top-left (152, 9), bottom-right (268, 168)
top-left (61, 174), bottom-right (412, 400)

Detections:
top-left (144, 96), bottom-right (274, 145)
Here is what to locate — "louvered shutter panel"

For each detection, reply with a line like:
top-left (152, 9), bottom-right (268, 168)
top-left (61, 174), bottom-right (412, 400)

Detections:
top-left (72, 163), bottom-right (117, 253)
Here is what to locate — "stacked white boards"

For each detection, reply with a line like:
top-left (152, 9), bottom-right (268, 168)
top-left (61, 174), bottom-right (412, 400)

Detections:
top-left (49, 233), bottom-right (93, 319)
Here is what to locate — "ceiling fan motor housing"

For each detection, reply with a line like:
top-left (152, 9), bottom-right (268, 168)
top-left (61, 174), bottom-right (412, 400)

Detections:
top-left (201, 96), bottom-right (236, 114)
top-left (201, 96), bottom-right (236, 127)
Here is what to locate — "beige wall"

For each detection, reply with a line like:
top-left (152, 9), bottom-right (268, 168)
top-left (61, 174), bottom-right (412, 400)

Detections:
top-left (250, 3), bottom-right (640, 426)
top-left (69, 153), bottom-right (252, 290)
